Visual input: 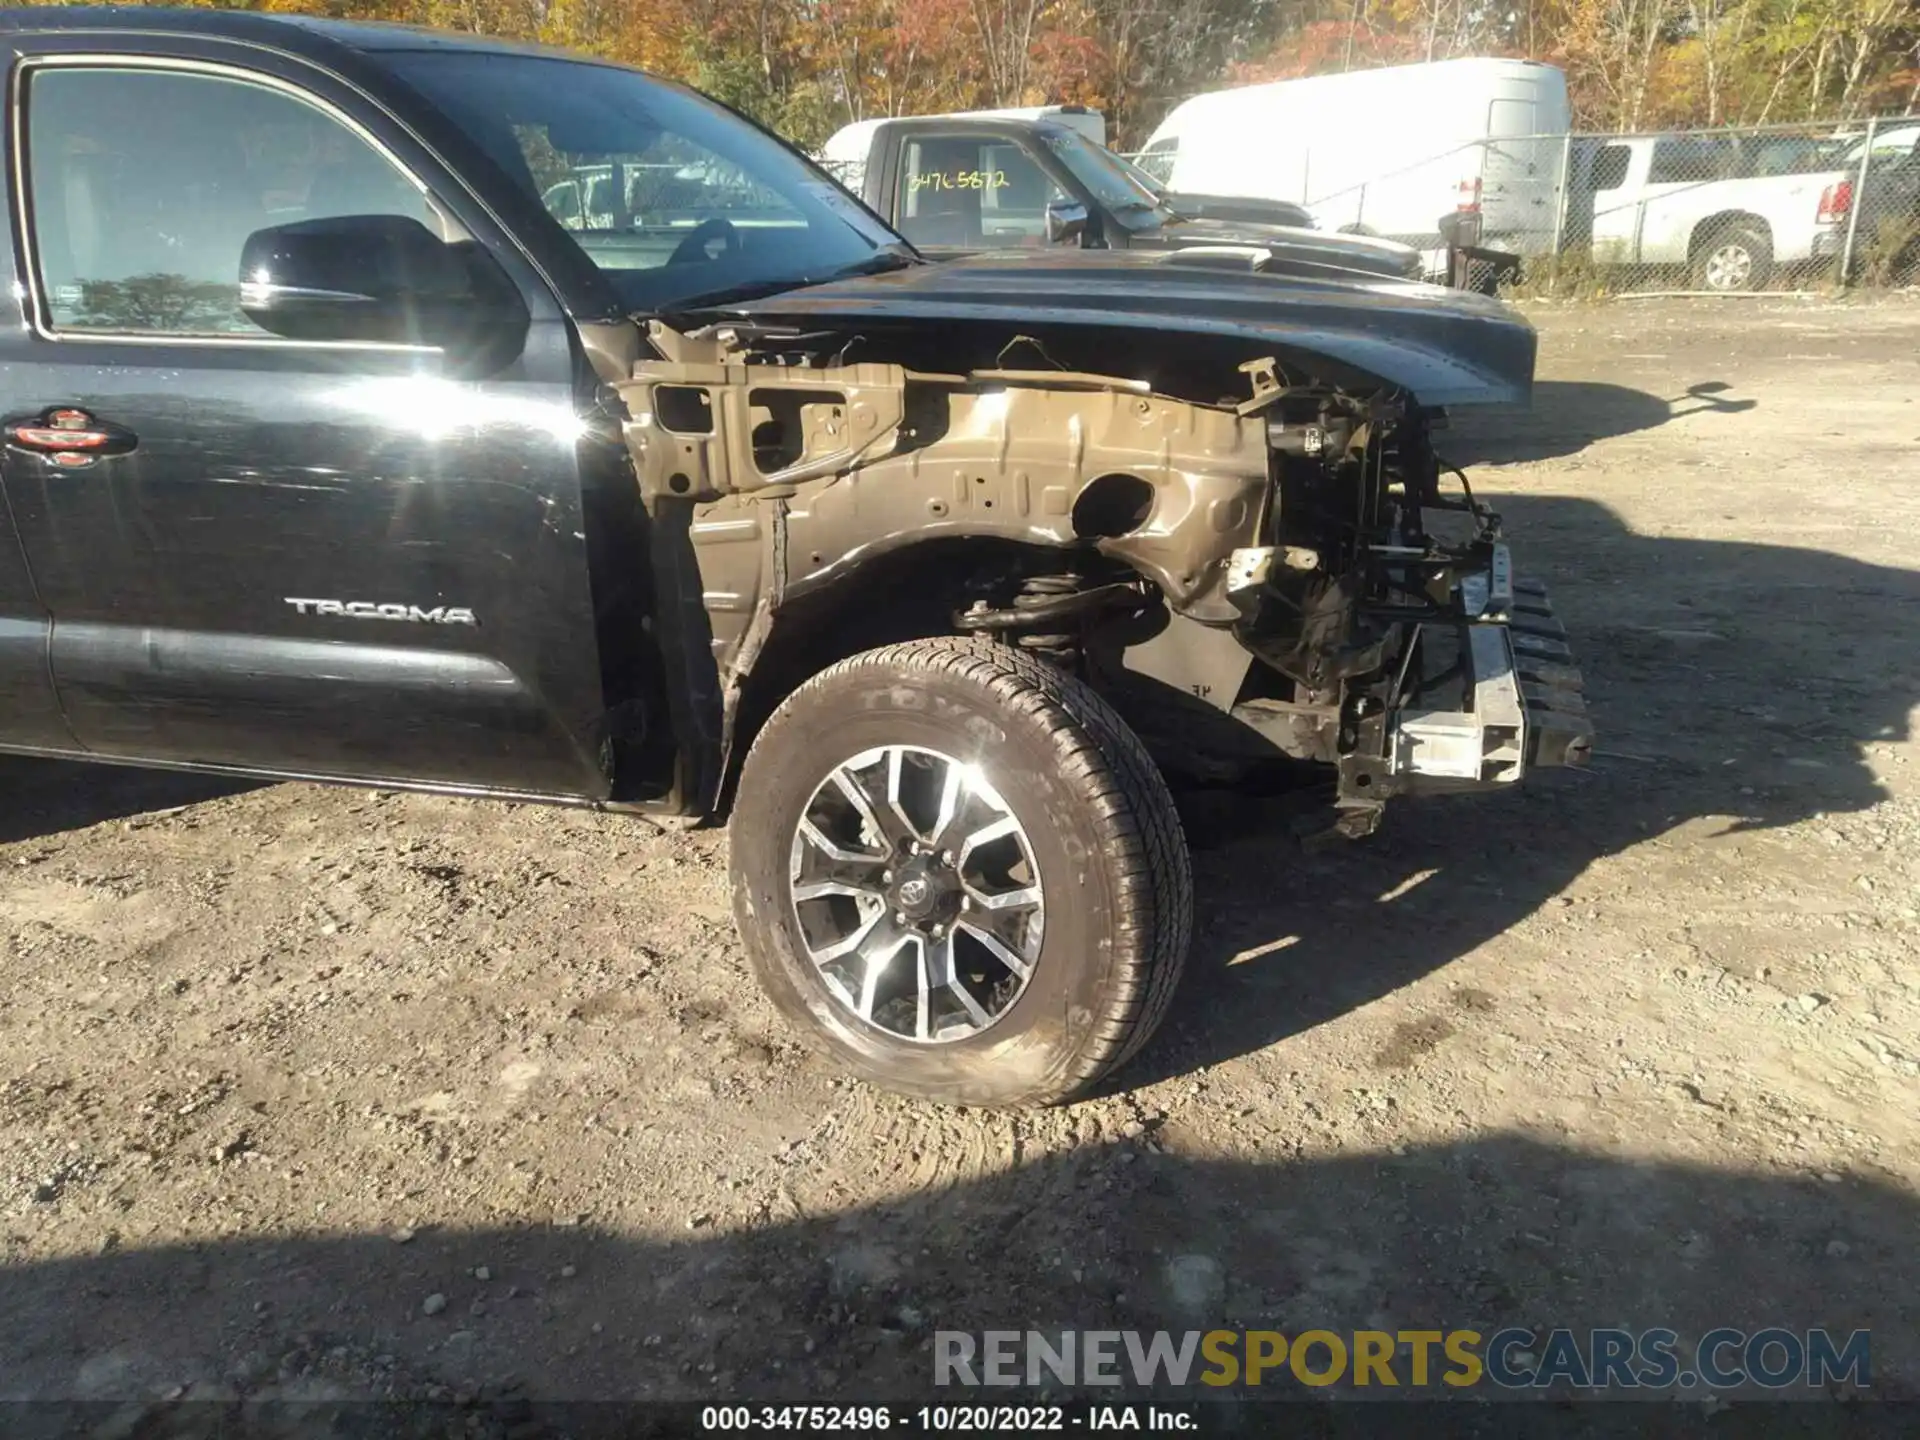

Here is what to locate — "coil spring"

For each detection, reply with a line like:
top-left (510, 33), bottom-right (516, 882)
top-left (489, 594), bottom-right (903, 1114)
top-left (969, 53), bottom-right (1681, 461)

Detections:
top-left (954, 571), bottom-right (1116, 668)
top-left (1010, 573), bottom-right (1085, 663)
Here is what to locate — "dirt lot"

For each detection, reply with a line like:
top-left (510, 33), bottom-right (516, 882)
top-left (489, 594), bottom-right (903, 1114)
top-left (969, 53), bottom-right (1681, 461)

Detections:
top-left (2, 298), bottom-right (1917, 1417)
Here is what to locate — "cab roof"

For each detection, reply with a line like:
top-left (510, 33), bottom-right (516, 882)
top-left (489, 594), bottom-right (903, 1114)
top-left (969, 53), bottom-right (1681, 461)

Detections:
top-left (0, 6), bottom-right (599, 64)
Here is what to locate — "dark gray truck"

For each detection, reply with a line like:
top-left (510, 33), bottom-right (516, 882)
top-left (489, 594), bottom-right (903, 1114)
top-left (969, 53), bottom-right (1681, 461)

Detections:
top-left (0, 8), bottom-right (1590, 1107)
top-left (823, 114), bottom-right (1433, 283)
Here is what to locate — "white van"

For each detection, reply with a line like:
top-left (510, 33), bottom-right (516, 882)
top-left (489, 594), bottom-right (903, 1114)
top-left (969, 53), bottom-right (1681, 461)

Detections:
top-left (1142, 58), bottom-right (1570, 257)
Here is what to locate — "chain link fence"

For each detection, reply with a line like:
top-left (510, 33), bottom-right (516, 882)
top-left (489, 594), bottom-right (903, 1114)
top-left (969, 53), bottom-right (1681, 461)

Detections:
top-left (1121, 114), bottom-right (1919, 295)
top-left (1552, 118), bottom-right (1919, 295)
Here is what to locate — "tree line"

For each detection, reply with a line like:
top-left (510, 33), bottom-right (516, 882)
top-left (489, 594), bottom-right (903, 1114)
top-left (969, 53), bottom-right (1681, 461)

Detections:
top-left (81, 0), bottom-right (1919, 146)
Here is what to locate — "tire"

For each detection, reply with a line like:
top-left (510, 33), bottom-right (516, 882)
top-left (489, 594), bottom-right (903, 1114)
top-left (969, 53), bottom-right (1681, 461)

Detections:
top-left (1692, 222), bottom-right (1773, 292)
top-left (730, 637), bottom-right (1192, 1107)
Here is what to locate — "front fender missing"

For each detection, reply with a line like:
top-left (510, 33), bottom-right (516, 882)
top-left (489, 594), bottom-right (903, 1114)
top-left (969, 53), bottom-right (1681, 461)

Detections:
top-left (621, 324), bottom-right (1278, 804)
top-left (780, 384), bottom-right (1270, 624)
top-left (622, 330), bottom-right (1272, 653)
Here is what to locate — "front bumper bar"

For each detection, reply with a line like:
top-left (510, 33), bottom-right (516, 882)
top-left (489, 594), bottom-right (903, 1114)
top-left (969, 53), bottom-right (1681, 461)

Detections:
top-left (1508, 580), bottom-right (1597, 769)
top-left (1387, 562), bottom-right (1593, 790)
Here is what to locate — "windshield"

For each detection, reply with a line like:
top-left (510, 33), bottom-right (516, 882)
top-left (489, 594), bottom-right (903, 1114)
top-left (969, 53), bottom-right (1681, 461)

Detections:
top-left (1109, 149), bottom-right (1171, 199)
top-left (1039, 130), bottom-right (1172, 230)
top-left (388, 53), bottom-right (905, 310)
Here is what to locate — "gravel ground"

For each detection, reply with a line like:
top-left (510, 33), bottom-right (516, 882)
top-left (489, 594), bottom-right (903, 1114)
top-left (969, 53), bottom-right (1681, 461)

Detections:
top-left (1, 298), bottom-right (1916, 1416)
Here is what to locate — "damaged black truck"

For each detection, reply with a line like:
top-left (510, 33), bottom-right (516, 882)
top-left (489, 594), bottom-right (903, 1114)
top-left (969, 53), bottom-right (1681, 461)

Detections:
top-left (0, 10), bottom-right (1591, 1106)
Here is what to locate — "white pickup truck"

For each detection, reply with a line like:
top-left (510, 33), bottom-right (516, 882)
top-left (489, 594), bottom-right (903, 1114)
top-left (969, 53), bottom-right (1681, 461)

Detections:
top-left (1568, 133), bottom-right (1853, 290)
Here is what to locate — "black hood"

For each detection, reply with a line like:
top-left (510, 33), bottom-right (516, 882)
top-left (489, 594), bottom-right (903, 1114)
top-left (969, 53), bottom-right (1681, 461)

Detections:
top-left (1135, 216), bottom-right (1423, 281)
top-left (722, 249), bottom-right (1534, 408)
top-left (1161, 191), bottom-right (1315, 229)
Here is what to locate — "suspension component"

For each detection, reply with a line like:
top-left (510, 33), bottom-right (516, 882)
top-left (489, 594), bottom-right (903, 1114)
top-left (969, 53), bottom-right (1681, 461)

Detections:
top-left (954, 572), bottom-right (1147, 668)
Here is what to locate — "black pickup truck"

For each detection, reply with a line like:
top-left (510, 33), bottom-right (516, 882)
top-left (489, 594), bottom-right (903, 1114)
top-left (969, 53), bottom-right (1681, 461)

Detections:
top-left (822, 115), bottom-right (1431, 283)
top-left (0, 7), bottom-right (1589, 1106)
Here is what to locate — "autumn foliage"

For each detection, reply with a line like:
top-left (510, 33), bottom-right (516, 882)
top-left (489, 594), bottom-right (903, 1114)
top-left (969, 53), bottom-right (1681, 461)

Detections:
top-left (75, 0), bottom-right (1920, 145)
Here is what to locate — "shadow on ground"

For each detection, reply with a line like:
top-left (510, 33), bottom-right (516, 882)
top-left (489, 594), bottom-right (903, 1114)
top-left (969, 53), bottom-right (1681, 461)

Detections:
top-left (0, 757), bottom-right (260, 846)
top-left (1136, 490), bottom-right (1917, 1083)
top-left (0, 1136), bottom-right (1908, 1420)
top-left (1439, 381), bottom-right (1754, 465)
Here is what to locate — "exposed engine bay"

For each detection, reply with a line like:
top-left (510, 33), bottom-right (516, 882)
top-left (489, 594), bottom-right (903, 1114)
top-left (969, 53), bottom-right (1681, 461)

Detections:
top-left (617, 317), bottom-right (1592, 835)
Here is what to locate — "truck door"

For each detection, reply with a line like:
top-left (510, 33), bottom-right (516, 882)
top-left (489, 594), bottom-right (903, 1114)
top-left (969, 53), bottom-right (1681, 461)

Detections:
top-left (0, 123), bottom-right (67, 756)
top-left (0, 476), bottom-right (68, 753)
top-left (1637, 136), bottom-right (1738, 263)
top-left (0, 39), bottom-right (612, 798)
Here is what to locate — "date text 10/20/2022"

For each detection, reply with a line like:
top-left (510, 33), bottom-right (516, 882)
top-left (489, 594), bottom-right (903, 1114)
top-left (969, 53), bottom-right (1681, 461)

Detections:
top-left (700, 1406), bottom-right (1195, 1431)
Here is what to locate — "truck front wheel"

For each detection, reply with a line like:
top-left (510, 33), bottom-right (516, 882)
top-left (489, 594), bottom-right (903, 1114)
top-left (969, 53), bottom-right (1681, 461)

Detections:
top-left (730, 638), bottom-right (1192, 1106)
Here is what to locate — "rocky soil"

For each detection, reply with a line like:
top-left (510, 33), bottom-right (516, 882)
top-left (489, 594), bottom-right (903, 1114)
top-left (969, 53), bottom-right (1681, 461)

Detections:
top-left (1, 298), bottom-right (1915, 1420)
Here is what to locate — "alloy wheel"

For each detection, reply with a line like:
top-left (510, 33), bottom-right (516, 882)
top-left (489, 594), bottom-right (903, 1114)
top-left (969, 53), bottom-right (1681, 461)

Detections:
top-left (786, 744), bottom-right (1044, 1043)
top-left (1704, 242), bottom-right (1755, 290)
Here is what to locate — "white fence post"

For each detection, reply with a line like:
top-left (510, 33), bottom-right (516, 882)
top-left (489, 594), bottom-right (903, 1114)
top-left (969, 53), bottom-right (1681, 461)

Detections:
top-left (1549, 131), bottom-right (1575, 290)
top-left (1837, 117), bottom-right (1879, 287)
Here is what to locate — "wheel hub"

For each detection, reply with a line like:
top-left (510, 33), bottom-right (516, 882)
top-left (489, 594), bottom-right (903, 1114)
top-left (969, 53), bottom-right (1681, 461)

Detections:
top-left (888, 848), bottom-right (962, 927)
top-left (1707, 244), bottom-right (1752, 289)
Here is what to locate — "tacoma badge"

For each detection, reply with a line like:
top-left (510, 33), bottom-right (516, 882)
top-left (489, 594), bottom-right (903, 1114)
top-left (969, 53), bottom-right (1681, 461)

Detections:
top-left (285, 598), bottom-right (477, 626)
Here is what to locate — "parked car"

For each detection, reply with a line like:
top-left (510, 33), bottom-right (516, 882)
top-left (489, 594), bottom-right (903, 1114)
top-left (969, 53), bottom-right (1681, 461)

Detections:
top-left (828, 113), bottom-right (1333, 245)
top-left (1813, 124), bottom-right (1920, 282)
top-left (853, 113), bottom-right (1326, 233)
top-left (821, 114), bottom-right (1429, 282)
top-left (1567, 132), bottom-right (1858, 290)
top-left (0, 6), bottom-right (1589, 1106)
top-left (543, 159), bottom-right (796, 233)
top-left (1831, 121), bottom-right (1920, 168)
top-left (1142, 58), bottom-right (1572, 262)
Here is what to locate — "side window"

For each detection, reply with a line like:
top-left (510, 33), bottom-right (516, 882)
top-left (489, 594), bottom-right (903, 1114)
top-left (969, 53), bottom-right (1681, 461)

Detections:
top-left (1487, 99), bottom-right (1536, 140)
top-left (1648, 137), bottom-right (1736, 185)
top-left (1139, 137), bottom-right (1177, 185)
top-left (1870, 128), bottom-right (1920, 163)
top-left (1646, 139), bottom-right (1689, 185)
top-left (26, 66), bottom-right (436, 337)
top-left (1590, 144), bottom-right (1631, 192)
top-left (522, 135), bottom-right (807, 262)
top-left (588, 175), bottom-right (617, 221)
top-left (895, 135), bottom-right (1066, 249)
top-left (544, 178), bottom-right (585, 229)
top-left (1750, 139), bottom-right (1827, 177)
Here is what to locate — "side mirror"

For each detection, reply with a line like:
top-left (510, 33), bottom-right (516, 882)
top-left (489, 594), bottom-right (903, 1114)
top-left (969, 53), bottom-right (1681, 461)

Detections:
top-left (238, 215), bottom-right (528, 358)
top-left (1044, 199), bottom-right (1090, 246)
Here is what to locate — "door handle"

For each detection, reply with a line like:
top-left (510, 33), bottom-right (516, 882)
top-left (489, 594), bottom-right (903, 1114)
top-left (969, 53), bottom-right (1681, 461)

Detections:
top-left (5, 407), bottom-right (136, 466)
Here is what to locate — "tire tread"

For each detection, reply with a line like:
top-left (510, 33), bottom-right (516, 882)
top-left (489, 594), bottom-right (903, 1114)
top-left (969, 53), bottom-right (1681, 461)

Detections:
top-left (738, 636), bottom-right (1192, 1104)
